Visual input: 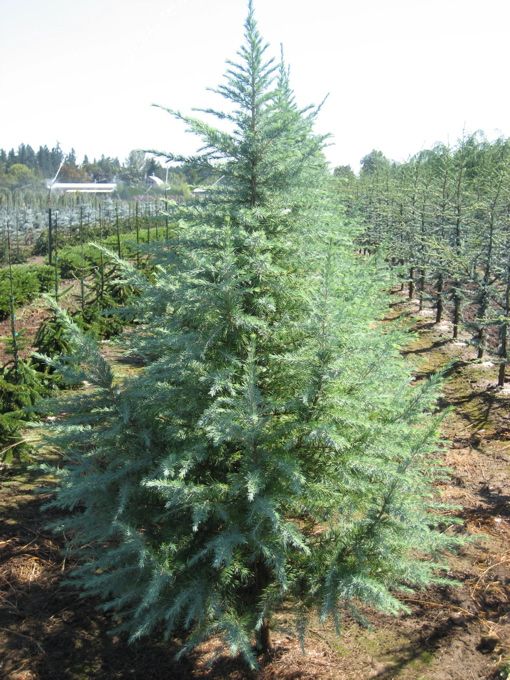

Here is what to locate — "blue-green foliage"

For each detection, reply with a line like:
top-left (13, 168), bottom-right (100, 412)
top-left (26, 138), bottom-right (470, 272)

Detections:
top-left (44, 2), bottom-right (459, 669)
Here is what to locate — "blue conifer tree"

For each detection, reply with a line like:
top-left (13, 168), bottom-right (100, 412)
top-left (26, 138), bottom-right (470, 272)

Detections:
top-left (44, 2), bottom-right (459, 668)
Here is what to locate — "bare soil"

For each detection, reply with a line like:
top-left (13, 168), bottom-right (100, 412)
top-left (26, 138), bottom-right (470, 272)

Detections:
top-left (0, 294), bottom-right (509, 680)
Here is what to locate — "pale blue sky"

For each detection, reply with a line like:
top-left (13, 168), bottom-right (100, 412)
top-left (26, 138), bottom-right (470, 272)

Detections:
top-left (1, 0), bottom-right (509, 169)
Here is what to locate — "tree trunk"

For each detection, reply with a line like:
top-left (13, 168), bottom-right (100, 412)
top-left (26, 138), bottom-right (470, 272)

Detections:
top-left (418, 268), bottom-right (425, 311)
top-left (255, 618), bottom-right (272, 655)
top-left (408, 267), bottom-right (414, 300)
top-left (165, 189), bottom-right (169, 240)
top-left (435, 274), bottom-right (443, 323)
top-left (115, 204), bottom-right (121, 258)
top-left (452, 162), bottom-right (464, 340)
top-left (6, 223), bottom-right (19, 372)
top-left (477, 334), bottom-right (485, 359)
top-left (498, 322), bottom-right (507, 387)
top-left (453, 290), bottom-right (461, 339)
top-left (79, 205), bottom-right (85, 314)
top-left (476, 202), bottom-right (498, 360)
top-left (498, 276), bottom-right (510, 387)
top-left (53, 212), bottom-right (59, 300)
top-left (135, 202), bottom-right (140, 269)
top-left (48, 207), bottom-right (53, 266)
top-left (253, 559), bottom-right (272, 655)
top-left (475, 288), bottom-right (489, 359)
top-left (98, 206), bottom-right (104, 304)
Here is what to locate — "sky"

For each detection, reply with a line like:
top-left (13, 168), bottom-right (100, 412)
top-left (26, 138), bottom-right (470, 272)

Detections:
top-left (1, 0), bottom-right (510, 171)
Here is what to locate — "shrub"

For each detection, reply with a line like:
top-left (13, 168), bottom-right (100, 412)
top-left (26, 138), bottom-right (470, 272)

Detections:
top-left (0, 264), bottom-right (59, 319)
top-left (0, 358), bottom-right (55, 463)
top-left (0, 266), bottom-right (40, 319)
top-left (33, 265), bottom-right (55, 292)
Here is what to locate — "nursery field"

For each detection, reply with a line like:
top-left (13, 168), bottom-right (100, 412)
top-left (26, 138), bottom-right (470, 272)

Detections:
top-left (2, 5), bottom-right (510, 680)
top-left (2, 134), bottom-right (510, 679)
top-left (2, 147), bottom-right (510, 678)
top-left (0, 293), bottom-right (509, 680)
top-left (0, 199), bottom-right (169, 464)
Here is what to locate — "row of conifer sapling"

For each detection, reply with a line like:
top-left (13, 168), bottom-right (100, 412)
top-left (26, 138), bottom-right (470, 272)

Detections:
top-left (350, 136), bottom-right (510, 387)
top-left (0, 201), bottom-right (168, 463)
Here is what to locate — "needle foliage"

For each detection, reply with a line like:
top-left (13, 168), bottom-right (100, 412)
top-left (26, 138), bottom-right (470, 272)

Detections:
top-left (44, 2), bottom-right (458, 668)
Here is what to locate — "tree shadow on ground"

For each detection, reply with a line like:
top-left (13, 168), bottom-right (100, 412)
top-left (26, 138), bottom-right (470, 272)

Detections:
top-left (478, 486), bottom-right (510, 519)
top-left (413, 320), bottom-right (443, 332)
top-left (0, 476), bottom-right (196, 680)
top-left (368, 612), bottom-right (474, 679)
top-left (440, 384), bottom-right (500, 437)
top-left (0, 484), bottom-right (310, 680)
top-left (402, 337), bottom-right (451, 356)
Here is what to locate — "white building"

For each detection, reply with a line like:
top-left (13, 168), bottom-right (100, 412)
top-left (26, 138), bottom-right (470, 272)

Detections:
top-left (46, 181), bottom-right (117, 194)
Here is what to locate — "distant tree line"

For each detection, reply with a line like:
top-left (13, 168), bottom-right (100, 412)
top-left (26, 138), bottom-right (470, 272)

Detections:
top-left (0, 143), bottom-right (216, 194)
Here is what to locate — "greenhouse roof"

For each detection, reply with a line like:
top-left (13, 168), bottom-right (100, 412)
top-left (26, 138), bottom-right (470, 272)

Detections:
top-left (46, 182), bottom-right (117, 193)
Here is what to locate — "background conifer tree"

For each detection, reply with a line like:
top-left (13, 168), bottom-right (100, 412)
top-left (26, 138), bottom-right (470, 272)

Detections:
top-left (45, 2), bottom-right (458, 668)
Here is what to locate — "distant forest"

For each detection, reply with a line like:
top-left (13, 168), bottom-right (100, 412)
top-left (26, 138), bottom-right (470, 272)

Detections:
top-left (0, 143), bottom-right (215, 196)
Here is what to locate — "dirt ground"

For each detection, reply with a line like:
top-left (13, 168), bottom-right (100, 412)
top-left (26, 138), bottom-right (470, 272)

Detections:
top-left (0, 295), bottom-right (509, 680)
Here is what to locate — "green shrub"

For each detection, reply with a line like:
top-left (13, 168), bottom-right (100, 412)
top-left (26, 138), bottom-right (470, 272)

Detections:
top-left (34, 310), bottom-right (75, 360)
top-left (0, 264), bottom-right (59, 319)
top-left (55, 226), bottom-right (170, 279)
top-left (32, 230), bottom-right (49, 256)
top-left (57, 246), bottom-right (100, 279)
top-left (0, 266), bottom-right (40, 319)
top-left (0, 409), bottom-right (28, 464)
top-left (76, 303), bottom-right (125, 340)
top-left (0, 359), bottom-right (54, 412)
top-left (0, 358), bottom-right (56, 464)
top-left (33, 265), bottom-right (55, 292)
